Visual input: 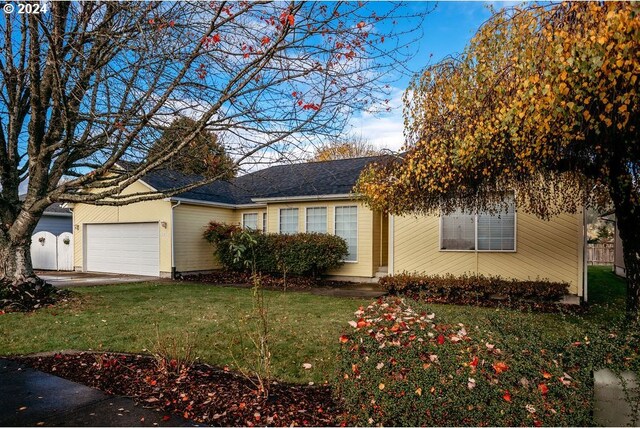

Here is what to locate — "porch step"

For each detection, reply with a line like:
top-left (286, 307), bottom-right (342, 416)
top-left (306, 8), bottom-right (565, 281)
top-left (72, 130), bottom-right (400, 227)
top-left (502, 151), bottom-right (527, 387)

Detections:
top-left (375, 266), bottom-right (389, 280)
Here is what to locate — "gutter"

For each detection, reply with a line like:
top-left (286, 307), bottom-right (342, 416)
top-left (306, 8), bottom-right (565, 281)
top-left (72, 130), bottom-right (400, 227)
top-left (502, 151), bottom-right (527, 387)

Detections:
top-left (171, 200), bottom-right (181, 279)
top-left (251, 193), bottom-right (354, 203)
top-left (165, 197), bottom-right (266, 209)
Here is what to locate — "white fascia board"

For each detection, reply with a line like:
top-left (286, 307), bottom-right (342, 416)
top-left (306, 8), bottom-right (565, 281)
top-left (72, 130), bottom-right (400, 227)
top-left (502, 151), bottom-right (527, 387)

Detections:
top-left (166, 196), bottom-right (265, 209)
top-left (251, 194), bottom-right (355, 203)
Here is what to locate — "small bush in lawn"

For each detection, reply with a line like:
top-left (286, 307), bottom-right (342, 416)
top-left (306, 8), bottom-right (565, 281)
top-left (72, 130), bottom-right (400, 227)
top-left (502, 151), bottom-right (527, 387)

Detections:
top-left (203, 221), bottom-right (348, 277)
top-left (379, 272), bottom-right (568, 306)
top-left (334, 298), bottom-right (604, 426)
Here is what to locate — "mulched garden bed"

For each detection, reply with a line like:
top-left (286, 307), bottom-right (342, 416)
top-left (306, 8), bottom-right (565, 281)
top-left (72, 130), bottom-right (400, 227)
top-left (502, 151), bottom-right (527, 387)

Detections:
top-left (14, 352), bottom-right (343, 427)
top-left (395, 291), bottom-right (588, 314)
top-left (180, 271), bottom-right (355, 291)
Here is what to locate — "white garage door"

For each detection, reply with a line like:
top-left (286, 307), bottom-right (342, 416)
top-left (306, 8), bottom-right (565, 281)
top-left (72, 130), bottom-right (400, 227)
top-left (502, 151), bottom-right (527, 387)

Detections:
top-left (86, 223), bottom-right (159, 276)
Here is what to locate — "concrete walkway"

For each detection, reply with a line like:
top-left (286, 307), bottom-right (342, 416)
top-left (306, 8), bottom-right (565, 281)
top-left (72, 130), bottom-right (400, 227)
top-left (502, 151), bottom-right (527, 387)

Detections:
top-left (37, 271), bottom-right (159, 287)
top-left (0, 358), bottom-right (193, 427)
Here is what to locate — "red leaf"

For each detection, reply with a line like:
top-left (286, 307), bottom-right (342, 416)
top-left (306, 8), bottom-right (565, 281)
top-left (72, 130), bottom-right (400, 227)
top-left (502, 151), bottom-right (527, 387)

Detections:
top-left (162, 415), bottom-right (171, 421)
top-left (261, 36), bottom-right (271, 46)
top-left (356, 319), bottom-right (366, 328)
top-left (288, 14), bottom-right (295, 26)
top-left (534, 420), bottom-right (542, 427)
top-left (502, 391), bottom-right (512, 402)
top-left (538, 383), bottom-right (549, 395)
top-left (212, 33), bottom-right (221, 43)
top-left (357, 21), bottom-right (366, 29)
top-left (437, 334), bottom-right (445, 345)
top-left (493, 362), bottom-right (509, 374)
top-left (470, 356), bottom-right (479, 368)
top-left (292, 91), bottom-right (298, 98)
top-left (339, 335), bottom-right (349, 343)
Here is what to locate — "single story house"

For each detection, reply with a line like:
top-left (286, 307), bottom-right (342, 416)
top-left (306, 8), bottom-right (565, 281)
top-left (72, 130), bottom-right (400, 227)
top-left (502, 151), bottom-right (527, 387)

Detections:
top-left (70, 156), bottom-right (587, 299)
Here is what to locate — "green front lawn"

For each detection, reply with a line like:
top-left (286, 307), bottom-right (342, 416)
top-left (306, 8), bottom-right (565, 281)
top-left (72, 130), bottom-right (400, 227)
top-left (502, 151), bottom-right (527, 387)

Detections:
top-left (0, 266), bottom-right (627, 384)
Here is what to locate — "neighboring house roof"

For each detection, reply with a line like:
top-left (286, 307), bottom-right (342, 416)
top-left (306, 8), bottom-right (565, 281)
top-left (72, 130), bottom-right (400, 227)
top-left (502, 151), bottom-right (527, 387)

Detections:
top-left (119, 155), bottom-right (386, 206)
top-left (44, 202), bottom-right (72, 216)
top-left (18, 195), bottom-right (72, 216)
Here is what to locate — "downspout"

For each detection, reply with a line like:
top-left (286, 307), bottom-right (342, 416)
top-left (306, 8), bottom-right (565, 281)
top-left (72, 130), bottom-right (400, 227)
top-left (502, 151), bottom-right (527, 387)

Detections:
top-left (171, 200), bottom-right (181, 279)
top-left (583, 207), bottom-right (588, 302)
top-left (388, 214), bottom-right (394, 275)
top-left (380, 211), bottom-right (384, 267)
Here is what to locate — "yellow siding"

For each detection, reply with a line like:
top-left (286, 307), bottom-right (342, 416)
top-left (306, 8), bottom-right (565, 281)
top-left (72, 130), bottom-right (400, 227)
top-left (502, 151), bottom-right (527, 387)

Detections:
top-left (72, 181), bottom-right (173, 275)
top-left (173, 204), bottom-right (237, 271)
top-left (265, 201), bottom-right (376, 278)
top-left (392, 211), bottom-right (585, 295)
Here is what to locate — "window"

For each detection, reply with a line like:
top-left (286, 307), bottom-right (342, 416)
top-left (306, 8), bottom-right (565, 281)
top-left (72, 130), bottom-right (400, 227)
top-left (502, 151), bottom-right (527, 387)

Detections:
top-left (306, 207), bottom-right (327, 233)
top-left (335, 206), bottom-right (358, 261)
top-left (477, 203), bottom-right (515, 251)
top-left (440, 199), bottom-right (516, 252)
top-left (262, 213), bottom-right (267, 233)
top-left (243, 213), bottom-right (258, 230)
top-left (441, 210), bottom-right (476, 250)
top-left (279, 208), bottom-right (298, 234)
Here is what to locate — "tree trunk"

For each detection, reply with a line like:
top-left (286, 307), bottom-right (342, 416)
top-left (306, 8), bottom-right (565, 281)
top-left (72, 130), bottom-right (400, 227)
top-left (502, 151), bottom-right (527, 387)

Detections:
top-left (0, 237), bottom-right (35, 285)
top-left (615, 207), bottom-right (640, 322)
top-left (609, 167), bottom-right (640, 322)
top-left (0, 214), bottom-right (58, 311)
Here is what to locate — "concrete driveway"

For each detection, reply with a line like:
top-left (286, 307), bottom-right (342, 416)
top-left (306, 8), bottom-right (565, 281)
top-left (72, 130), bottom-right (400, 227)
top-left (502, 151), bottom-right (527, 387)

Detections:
top-left (36, 271), bottom-right (159, 287)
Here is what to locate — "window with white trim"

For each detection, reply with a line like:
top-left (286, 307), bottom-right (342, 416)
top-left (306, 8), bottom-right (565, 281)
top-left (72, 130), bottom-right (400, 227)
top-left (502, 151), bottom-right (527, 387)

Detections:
top-left (262, 213), bottom-right (267, 233)
top-left (306, 207), bottom-right (327, 233)
top-left (243, 213), bottom-right (258, 230)
top-left (335, 206), bottom-right (358, 261)
top-left (440, 198), bottom-right (516, 251)
top-left (279, 208), bottom-right (298, 234)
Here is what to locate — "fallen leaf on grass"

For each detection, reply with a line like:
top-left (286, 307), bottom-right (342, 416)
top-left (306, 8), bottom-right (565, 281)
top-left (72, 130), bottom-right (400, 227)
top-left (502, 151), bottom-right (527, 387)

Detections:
top-left (302, 363), bottom-right (312, 369)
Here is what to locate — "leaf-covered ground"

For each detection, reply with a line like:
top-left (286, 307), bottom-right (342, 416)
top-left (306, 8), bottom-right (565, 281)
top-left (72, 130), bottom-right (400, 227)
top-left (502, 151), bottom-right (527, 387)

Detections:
top-left (0, 267), bottom-right (627, 426)
top-left (16, 352), bottom-right (340, 426)
top-left (0, 283), bottom-right (370, 384)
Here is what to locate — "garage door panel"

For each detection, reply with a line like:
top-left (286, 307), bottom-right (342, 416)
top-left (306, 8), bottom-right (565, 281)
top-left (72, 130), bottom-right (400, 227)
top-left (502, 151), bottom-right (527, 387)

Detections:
top-left (86, 223), bottom-right (159, 276)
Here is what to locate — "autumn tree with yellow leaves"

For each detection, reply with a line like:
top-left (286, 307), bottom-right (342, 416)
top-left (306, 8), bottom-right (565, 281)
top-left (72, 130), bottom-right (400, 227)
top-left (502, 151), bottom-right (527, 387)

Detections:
top-left (311, 135), bottom-right (381, 162)
top-left (356, 3), bottom-right (640, 317)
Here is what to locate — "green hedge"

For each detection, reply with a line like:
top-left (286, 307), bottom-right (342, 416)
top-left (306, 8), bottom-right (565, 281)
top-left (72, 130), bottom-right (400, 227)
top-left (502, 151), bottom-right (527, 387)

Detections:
top-left (202, 221), bottom-right (348, 277)
top-left (379, 272), bottom-right (569, 304)
top-left (334, 298), bottom-right (617, 426)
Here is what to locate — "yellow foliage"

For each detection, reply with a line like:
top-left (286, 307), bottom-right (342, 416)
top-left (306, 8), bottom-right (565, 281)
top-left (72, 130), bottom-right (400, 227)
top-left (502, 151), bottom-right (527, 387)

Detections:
top-left (355, 2), bottom-right (639, 218)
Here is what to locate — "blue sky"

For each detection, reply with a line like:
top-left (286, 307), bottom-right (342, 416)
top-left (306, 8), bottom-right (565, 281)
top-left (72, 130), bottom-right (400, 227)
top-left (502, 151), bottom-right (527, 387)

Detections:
top-left (348, 2), bottom-right (495, 151)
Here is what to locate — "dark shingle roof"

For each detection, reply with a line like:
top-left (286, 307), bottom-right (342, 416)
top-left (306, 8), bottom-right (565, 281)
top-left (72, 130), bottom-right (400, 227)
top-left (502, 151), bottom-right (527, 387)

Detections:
top-left (127, 155), bottom-right (384, 206)
top-left (44, 202), bottom-right (72, 215)
top-left (19, 194), bottom-right (72, 216)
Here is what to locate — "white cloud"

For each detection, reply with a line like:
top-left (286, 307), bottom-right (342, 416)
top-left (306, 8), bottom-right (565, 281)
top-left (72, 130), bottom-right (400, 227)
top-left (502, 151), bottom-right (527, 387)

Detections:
top-left (346, 86), bottom-right (406, 152)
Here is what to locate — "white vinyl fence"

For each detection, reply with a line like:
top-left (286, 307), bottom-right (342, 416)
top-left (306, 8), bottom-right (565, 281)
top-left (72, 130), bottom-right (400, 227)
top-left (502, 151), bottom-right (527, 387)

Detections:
top-left (31, 231), bottom-right (74, 271)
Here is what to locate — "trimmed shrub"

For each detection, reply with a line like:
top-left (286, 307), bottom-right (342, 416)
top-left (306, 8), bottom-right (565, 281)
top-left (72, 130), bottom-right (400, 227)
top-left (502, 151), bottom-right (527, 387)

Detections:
top-left (203, 221), bottom-right (245, 270)
top-left (334, 298), bottom-right (608, 426)
top-left (203, 221), bottom-right (349, 277)
top-left (379, 272), bottom-right (569, 305)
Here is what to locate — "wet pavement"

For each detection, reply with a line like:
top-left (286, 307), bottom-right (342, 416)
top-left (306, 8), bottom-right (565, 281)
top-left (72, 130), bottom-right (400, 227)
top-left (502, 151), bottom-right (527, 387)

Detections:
top-left (0, 358), bottom-right (193, 426)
